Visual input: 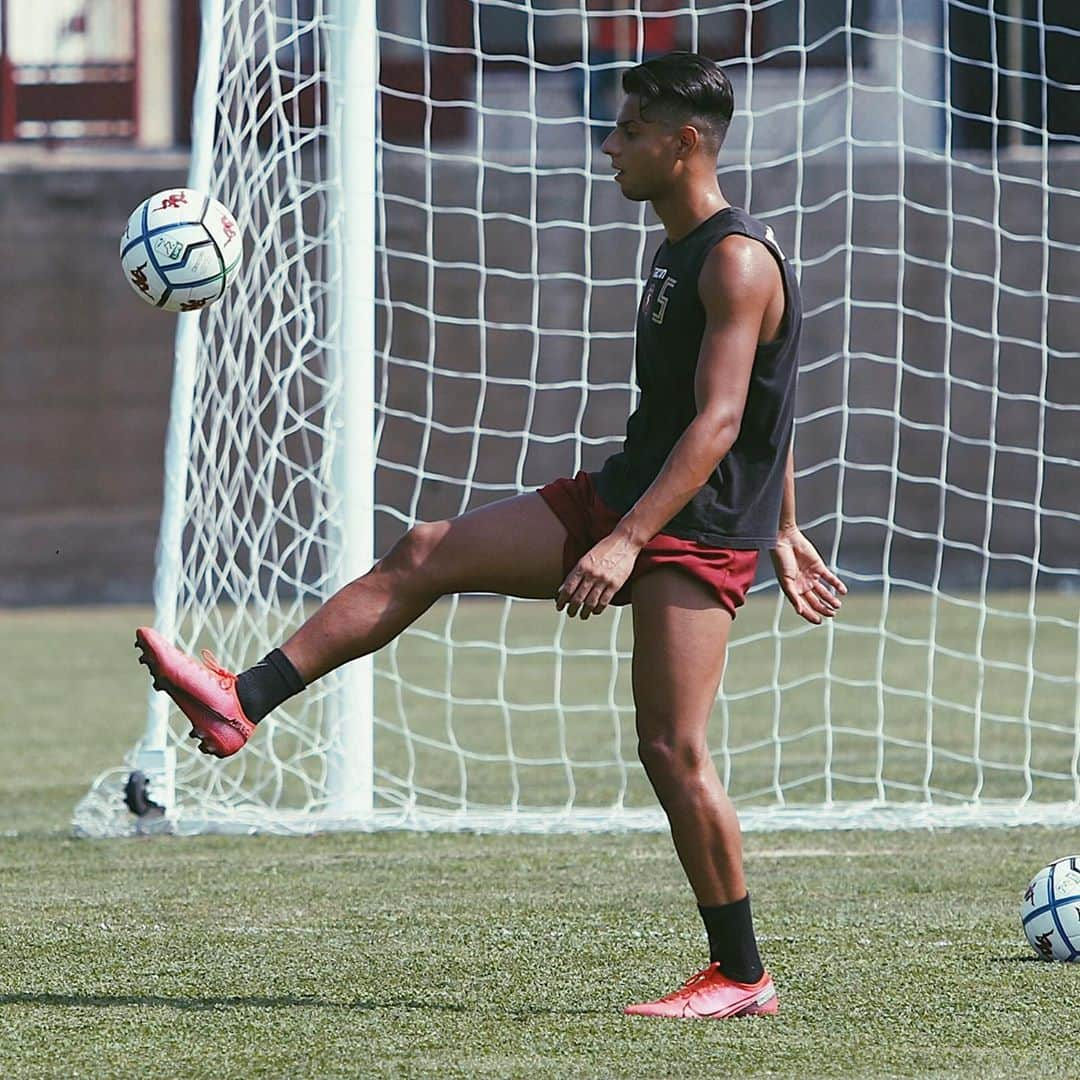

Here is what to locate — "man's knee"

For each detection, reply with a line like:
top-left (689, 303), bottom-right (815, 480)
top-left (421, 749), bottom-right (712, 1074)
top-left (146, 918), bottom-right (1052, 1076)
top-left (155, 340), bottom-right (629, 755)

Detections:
top-left (379, 521), bottom-right (451, 590)
top-left (637, 726), bottom-right (712, 790)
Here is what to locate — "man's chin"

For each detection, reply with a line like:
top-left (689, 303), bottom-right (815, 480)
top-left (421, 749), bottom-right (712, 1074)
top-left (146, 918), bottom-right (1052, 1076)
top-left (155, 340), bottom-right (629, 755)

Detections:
top-left (615, 179), bottom-right (649, 202)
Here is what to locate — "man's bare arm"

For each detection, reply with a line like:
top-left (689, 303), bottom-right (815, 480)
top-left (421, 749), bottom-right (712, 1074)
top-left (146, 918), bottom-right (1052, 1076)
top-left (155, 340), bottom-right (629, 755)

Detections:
top-left (778, 441), bottom-right (796, 532)
top-left (769, 441), bottom-right (847, 623)
top-left (556, 235), bottom-right (779, 617)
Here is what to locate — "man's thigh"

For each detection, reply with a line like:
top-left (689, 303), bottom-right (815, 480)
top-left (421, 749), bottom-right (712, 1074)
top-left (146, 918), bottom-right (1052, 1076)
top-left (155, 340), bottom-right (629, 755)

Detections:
top-left (417, 491), bottom-right (569, 600)
top-left (631, 568), bottom-right (734, 735)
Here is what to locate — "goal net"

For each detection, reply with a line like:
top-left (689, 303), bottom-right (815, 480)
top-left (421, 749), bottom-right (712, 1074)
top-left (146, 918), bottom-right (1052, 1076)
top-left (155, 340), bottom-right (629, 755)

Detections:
top-left (74, 0), bottom-right (1080, 837)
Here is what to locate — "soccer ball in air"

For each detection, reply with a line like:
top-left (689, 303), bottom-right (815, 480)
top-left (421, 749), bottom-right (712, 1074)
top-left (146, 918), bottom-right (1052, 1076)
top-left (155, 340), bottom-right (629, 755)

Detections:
top-left (120, 188), bottom-right (242, 312)
top-left (1021, 856), bottom-right (1080, 961)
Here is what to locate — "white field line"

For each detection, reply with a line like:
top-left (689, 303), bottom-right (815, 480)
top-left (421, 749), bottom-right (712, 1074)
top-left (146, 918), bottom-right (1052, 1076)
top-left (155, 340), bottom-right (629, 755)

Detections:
top-left (745, 849), bottom-right (901, 858)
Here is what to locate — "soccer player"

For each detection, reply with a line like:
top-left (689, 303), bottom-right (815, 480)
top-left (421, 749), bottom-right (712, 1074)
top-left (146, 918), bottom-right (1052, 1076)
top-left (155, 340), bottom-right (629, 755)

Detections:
top-left (136, 51), bottom-right (845, 1020)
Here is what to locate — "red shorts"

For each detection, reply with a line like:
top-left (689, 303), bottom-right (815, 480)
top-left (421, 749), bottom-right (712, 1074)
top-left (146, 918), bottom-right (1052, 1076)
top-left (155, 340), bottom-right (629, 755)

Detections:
top-left (537, 471), bottom-right (759, 618)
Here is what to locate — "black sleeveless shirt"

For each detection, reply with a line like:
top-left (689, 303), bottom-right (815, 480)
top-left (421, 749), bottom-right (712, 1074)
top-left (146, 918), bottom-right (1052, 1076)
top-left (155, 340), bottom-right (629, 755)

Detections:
top-left (593, 206), bottom-right (801, 548)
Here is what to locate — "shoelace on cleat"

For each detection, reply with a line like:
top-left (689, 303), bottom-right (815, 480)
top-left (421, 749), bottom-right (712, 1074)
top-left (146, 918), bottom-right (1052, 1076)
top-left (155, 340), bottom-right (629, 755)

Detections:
top-left (200, 650), bottom-right (236, 690)
top-left (657, 963), bottom-right (720, 1002)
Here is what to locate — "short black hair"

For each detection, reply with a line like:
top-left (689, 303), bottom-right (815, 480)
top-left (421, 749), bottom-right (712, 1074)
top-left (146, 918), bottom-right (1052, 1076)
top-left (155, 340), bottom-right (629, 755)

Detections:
top-left (621, 51), bottom-right (734, 151)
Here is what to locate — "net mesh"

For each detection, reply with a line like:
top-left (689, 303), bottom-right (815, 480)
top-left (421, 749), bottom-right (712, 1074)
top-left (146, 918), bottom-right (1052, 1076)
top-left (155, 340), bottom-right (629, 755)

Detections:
top-left (75, 0), bottom-right (1080, 837)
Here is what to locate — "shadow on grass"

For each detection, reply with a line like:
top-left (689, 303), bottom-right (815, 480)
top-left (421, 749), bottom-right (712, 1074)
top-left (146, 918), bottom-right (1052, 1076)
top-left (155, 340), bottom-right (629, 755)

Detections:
top-left (0, 993), bottom-right (607, 1017)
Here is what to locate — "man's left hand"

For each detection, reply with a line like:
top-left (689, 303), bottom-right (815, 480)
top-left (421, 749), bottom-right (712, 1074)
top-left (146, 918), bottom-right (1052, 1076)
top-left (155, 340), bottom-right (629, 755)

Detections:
top-left (770, 526), bottom-right (847, 624)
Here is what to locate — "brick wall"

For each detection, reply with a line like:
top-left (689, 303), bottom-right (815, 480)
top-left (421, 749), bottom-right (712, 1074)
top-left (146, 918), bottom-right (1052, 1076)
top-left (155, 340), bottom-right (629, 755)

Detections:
top-left (1, 148), bottom-right (1076, 604)
top-left (0, 151), bottom-right (185, 603)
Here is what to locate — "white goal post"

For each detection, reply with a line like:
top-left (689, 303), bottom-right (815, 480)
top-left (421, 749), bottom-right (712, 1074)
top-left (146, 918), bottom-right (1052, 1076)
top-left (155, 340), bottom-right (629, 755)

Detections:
top-left (75, 0), bottom-right (1080, 837)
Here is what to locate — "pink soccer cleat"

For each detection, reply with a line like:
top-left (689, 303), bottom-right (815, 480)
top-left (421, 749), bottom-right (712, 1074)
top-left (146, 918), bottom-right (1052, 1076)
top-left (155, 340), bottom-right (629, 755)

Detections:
top-left (134, 626), bottom-right (254, 758)
top-left (623, 963), bottom-right (778, 1020)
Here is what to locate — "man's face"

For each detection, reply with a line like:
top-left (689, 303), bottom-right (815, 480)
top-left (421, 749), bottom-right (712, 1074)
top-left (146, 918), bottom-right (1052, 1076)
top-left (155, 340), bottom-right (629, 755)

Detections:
top-left (601, 94), bottom-right (682, 202)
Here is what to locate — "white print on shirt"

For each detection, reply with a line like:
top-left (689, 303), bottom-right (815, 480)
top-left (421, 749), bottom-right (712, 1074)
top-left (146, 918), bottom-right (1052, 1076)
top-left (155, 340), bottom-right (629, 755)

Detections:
top-left (642, 266), bottom-right (664, 319)
top-left (764, 225), bottom-right (786, 260)
top-left (650, 273), bottom-right (677, 325)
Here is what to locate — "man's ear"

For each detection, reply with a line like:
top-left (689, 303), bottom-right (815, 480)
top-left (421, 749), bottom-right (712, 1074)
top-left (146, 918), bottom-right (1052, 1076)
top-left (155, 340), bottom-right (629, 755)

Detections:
top-left (675, 123), bottom-right (700, 159)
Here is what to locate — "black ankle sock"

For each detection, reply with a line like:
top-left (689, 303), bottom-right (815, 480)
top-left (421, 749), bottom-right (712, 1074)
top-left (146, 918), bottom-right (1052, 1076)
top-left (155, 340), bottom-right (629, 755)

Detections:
top-left (235, 648), bottom-right (306, 724)
top-left (698, 894), bottom-right (765, 984)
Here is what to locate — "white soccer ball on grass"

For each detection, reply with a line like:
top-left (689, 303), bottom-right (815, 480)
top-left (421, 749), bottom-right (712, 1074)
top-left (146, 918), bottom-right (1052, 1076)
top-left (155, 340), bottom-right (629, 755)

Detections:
top-left (1021, 856), bottom-right (1080, 961)
top-left (120, 187), bottom-right (242, 313)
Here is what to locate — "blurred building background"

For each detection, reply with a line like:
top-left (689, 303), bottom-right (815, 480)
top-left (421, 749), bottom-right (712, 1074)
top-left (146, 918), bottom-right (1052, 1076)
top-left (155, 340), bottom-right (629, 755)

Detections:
top-left (4, 1), bottom-right (1076, 151)
top-left (1, 1), bottom-right (1077, 603)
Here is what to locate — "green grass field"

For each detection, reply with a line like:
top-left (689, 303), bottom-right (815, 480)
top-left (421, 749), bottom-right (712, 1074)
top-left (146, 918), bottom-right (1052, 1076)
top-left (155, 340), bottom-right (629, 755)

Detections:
top-left (3, 603), bottom-right (1080, 1078)
top-left (367, 589), bottom-right (1080, 815)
